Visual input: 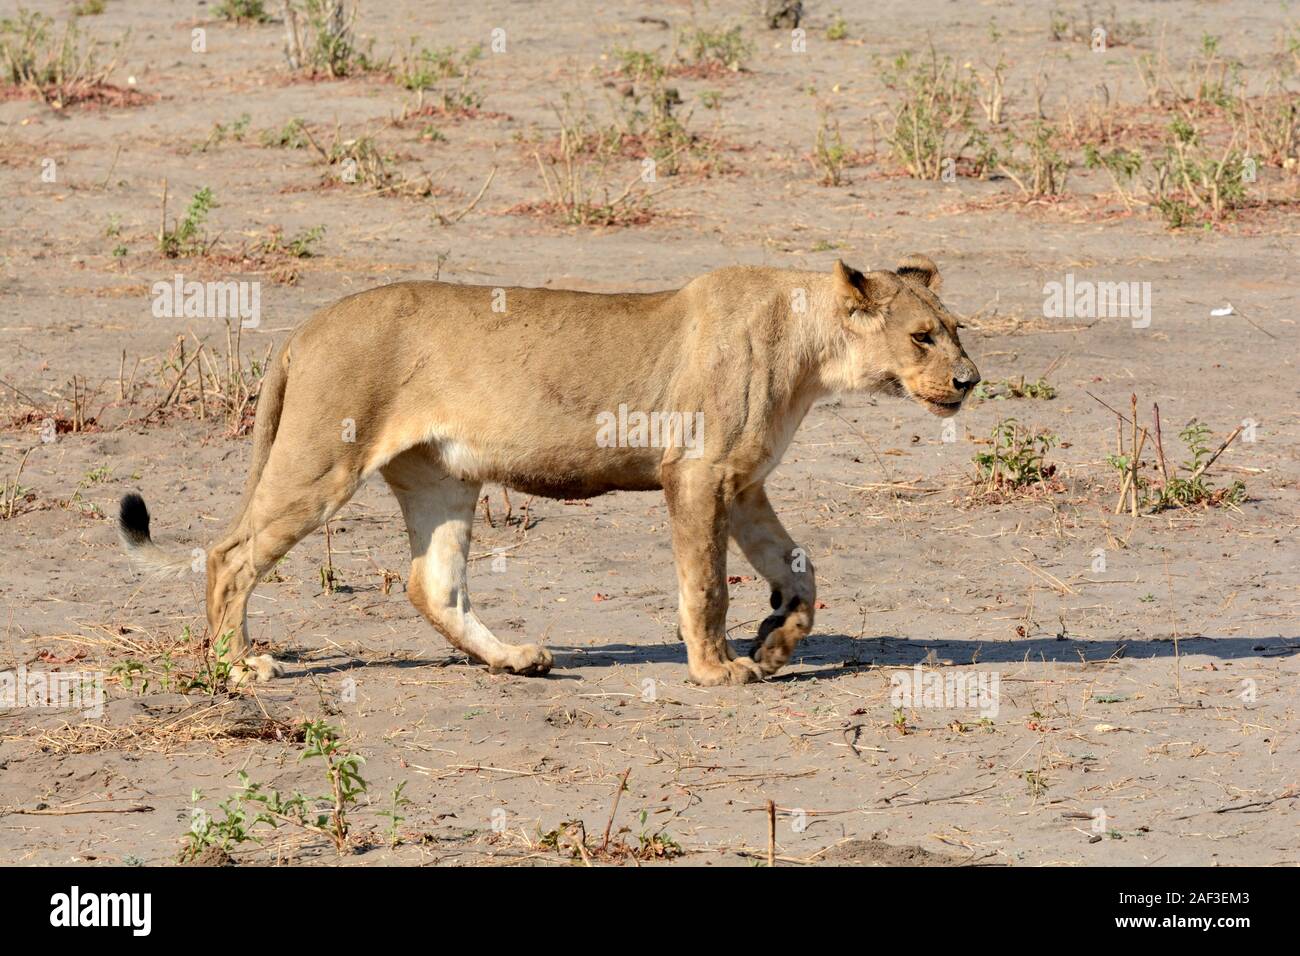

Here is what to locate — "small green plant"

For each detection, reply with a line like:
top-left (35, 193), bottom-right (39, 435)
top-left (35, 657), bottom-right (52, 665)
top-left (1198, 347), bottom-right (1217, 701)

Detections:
top-left (110, 659), bottom-right (150, 693)
top-left (214, 0), bottom-right (268, 23)
top-left (539, 810), bottom-right (684, 863)
top-left (258, 224), bottom-right (325, 258)
top-left (999, 121), bottom-right (1068, 197)
top-left (393, 41), bottom-right (483, 113)
top-left (106, 631), bottom-right (208, 696)
top-left (529, 101), bottom-right (657, 227)
top-left (283, 0), bottom-right (375, 78)
top-left (599, 56), bottom-right (696, 173)
top-left (537, 819), bottom-right (586, 857)
top-left (300, 720), bottom-right (367, 851)
top-left (1189, 34), bottom-right (1241, 108)
top-left (196, 113), bottom-right (251, 152)
top-left (677, 24), bottom-right (752, 73)
top-left (186, 629), bottom-right (235, 695)
top-left (376, 781), bottom-right (412, 849)
top-left (159, 186), bottom-right (216, 258)
top-left (182, 786), bottom-right (262, 862)
top-left (635, 809), bottom-right (683, 860)
top-left (575, 51), bottom-right (727, 179)
top-left (614, 47), bottom-right (665, 85)
top-left (301, 124), bottom-right (431, 197)
top-left (892, 707), bottom-right (909, 735)
top-left (1048, 8), bottom-right (1071, 42)
top-left (284, 225), bottom-right (324, 257)
top-left (215, 0), bottom-right (270, 23)
top-left (183, 775), bottom-right (311, 861)
top-left (260, 117), bottom-right (311, 149)
top-left (319, 133), bottom-right (417, 192)
top-left (0, 9), bottom-right (121, 106)
top-left (1107, 411), bottom-right (1247, 512)
top-left (1105, 446), bottom-right (1145, 501)
top-left (972, 53), bottom-right (1007, 125)
top-left (973, 376), bottom-right (1057, 401)
top-left (882, 46), bottom-right (990, 180)
top-left (182, 720), bottom-right (370, 860)
top-left (66, 463), bottom-right (112, 515)
top-left (156, 651), bottom-right (178, 691)
top-left (827, 14), bottom-right (848, 42)
top-left (1023, 769), bottom-right (1049, 797)
top-left (814, 102), bottom-right (849, 185)
top-left (1150, 421), bottom-right (1246, 510)
top-left (1047, 4), bottom-right (1147, 48)
top-left (1231, 84), bottom-right (1299, 169)
top-left (1152, 117), bottom-right (1248, 227)
top-left (1084, 144), bottom-right (1144, 210)
top-left (973, 420), bottom-right (1058, 492)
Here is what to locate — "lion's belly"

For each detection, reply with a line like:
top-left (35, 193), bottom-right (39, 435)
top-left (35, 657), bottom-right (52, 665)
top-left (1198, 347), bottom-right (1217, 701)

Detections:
top-left (435, 435), bottom-right (664, 500)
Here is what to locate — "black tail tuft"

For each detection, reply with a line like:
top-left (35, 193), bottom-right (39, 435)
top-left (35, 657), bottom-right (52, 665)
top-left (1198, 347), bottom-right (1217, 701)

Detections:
top-left (118, 492), bottom-right (151, 545)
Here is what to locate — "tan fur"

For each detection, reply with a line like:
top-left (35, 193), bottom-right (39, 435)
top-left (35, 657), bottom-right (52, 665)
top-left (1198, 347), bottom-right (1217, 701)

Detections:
top-left (120, 255), bottom-right (978, 686)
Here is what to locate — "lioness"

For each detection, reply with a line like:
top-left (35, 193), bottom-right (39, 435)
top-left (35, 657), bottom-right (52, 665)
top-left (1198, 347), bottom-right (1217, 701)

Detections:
top-left (119, 255), bottom-right (978, 686)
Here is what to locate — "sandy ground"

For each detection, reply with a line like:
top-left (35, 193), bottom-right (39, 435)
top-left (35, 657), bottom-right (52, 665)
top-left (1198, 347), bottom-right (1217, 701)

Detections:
top-left (0, 0), bottom-right (1297, 866)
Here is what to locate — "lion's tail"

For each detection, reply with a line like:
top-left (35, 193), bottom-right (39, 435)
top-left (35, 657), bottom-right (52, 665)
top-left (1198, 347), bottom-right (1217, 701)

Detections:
top-left (117, 341), bottom-right (292, 578)
top-left (116, 492), bottom-right (194, 578)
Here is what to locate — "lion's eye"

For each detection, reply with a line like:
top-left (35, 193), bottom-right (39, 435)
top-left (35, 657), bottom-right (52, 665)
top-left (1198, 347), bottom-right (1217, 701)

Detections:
top-left (911, 331), bottom-right (933, 346)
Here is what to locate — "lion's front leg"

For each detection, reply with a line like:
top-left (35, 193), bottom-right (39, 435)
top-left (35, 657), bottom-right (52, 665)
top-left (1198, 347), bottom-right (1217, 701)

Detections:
top-left (730, 484), bottom-right (816, 676)
top-left (663, 463), bottom-right (763, 687)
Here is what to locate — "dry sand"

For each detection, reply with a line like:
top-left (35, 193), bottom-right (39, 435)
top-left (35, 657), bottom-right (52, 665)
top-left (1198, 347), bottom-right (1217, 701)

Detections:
top-left (0, 0), bottom-right (1296, 866)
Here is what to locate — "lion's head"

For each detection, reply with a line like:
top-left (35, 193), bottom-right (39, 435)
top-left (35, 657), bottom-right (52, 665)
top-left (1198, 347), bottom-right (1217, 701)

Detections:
top-left (824, 254), bottom-right (980, 417)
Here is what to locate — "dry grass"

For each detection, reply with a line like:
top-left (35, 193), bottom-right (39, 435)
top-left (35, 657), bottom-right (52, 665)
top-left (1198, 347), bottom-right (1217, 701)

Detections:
top-left (21, 699), bottom-right (302, 755)
top-left (0, 10), bottom-right (147, 109)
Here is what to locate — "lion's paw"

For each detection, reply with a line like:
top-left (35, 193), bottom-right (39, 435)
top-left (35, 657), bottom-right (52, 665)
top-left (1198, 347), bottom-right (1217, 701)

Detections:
top-left (691, 656), bottom-right (764, 686)
top-left (749, 599), bottom-right (814, 675)
top-left (492, 644), bottom-right (554, 677)
top-left (229, 654), bottom-right (284, 686)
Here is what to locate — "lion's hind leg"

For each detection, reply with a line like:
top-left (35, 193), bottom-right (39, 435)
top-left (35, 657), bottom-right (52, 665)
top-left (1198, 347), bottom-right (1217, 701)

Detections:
top-left (206, 445), bottom-right (361, 684)
top-left (382, 446), bottom-right (553, 676)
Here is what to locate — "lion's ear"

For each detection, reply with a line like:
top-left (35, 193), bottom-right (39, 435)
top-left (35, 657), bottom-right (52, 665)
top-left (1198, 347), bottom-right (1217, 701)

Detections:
top-left (833, 260), bottom-right (900, 313)
top-left (896, 253), bottom-right (941, 291)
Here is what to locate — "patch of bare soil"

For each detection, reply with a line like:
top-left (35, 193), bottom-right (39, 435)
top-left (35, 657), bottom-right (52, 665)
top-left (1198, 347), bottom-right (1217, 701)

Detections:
top-left (0, 0), bottom-right (1296, 868)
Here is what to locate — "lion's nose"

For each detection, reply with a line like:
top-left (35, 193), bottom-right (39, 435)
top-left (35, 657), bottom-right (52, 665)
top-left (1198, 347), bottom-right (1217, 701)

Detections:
top-left (953, 366), bottom-right (980, 391)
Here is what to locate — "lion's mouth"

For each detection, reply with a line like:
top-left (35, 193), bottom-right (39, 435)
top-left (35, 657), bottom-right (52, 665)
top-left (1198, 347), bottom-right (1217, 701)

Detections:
top-left (889, 377), bottom-right (965, 417)
top-left (916, 395), bottom-right (964, 417)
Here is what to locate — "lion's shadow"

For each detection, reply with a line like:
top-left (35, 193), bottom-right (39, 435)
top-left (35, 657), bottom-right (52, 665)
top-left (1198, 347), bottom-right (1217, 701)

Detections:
top-left (281, 633), bottom-right (1298, 682)
top-left (548, 633), bottom-right (1300, 682)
